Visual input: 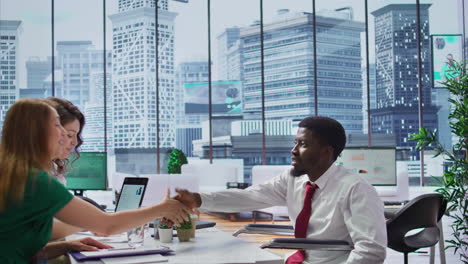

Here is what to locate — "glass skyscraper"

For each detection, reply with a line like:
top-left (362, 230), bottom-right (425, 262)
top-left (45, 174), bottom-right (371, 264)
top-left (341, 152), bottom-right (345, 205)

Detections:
top-left (0, 20), bottom-right (21, 126)
top-left (109, 0), bottom-right (176, 150)
top-left (371, 4), bottom-right (438, 157)
top-left (239, 10), bottom-right (365, 134)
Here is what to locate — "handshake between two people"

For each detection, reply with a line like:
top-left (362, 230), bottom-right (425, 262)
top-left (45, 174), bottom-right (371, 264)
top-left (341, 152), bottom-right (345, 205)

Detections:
top-left (160, 188), bottom-right (202, 227)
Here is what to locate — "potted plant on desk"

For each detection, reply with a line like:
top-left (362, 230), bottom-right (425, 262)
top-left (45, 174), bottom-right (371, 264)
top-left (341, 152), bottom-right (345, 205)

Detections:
top-left (176, 214), bottom-right (192, 242)
top-left (158, 218), bottom-right (174, 243)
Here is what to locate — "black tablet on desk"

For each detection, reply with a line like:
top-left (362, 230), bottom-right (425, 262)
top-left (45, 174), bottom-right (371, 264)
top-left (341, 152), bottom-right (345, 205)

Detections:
top-left (149, 220), bottom-right (216, 229)
top-left (196, 220), bottom-right (216, 229)
top-left (115, 177), bottom-right (148, 212)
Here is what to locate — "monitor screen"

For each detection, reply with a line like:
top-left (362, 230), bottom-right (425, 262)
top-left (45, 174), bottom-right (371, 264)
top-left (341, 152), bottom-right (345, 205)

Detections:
top-left (66, 152), bottom-right (107, 192)
top-left (336, 148), bottom-right (396, 186)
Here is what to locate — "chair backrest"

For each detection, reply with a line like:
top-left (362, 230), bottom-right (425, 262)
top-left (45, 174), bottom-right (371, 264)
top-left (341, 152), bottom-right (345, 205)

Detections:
top-left (251, 165), bottom-right (291, 217)
top-left (386, 193), bottom-right (446, 253)
top-left (181, 163), bottom-right (238, 192)
top-left (251, 165), bottom-right (291, 186)
top-left (140, 173), bottom-right (199, 207)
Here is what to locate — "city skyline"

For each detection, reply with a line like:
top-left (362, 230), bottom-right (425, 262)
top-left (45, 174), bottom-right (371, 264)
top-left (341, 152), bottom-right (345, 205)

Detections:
top-left (0, 0), bottom-right (463, 177)
top-left (1, 0), bottom-right (459, 89)
top-left (1, 2), bottom-right (458, 138)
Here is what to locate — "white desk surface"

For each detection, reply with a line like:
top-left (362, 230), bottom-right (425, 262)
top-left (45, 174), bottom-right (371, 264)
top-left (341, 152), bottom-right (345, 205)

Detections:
top-left (68, 227), bottom-right (283, 264)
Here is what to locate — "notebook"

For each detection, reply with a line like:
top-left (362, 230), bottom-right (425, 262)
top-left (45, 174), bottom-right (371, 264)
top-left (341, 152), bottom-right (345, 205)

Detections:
top-left (115, 177), bottom-right (148, 212)
top-left (70, 247), bottom-right (173, 261)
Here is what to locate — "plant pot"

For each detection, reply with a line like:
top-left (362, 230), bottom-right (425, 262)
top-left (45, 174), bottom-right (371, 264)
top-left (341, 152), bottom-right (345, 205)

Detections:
top-left (190, 221), bottom-right (197, 238)
top-left (158, 228), bottom-right (173, 243)
top-left (176, 229), bottom-right (191, 242)
top-left (190, 215), bottom-right (197, 238)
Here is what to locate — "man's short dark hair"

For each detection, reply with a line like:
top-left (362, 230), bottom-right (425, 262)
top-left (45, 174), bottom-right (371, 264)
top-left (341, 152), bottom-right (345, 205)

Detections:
top-left (298, 116), bottom-right (346, 160)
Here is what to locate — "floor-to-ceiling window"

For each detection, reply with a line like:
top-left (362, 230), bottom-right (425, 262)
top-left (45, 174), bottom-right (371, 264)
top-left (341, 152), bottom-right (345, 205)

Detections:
top-left (0, 0), bottom-right (463, 186)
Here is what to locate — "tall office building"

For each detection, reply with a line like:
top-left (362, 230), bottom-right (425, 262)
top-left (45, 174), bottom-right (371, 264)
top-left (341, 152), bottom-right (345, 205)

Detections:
top-left (174, 61), bottom-right (207, 156)
top-left (216, 27), bottom-right (241, 80)
top-left (224, 40), bottom-right (243, 82)
top-left (175, 61), bottom-right (209, 125)
top-left (371, 4), bottom-right (438, 157)
top-left (216, 28), bottom-right (244, 85)
top-left (81, 72), bottom-right (113, 152)
top-left (0, 20), bottom-right (21, 125)
top-left (175, 61), bottom-right (242, 156)
top-left (26, 56), bottom-right (52, 89)
top-left (109, 0), bottom-right (177, 150)
top-left (42, 70), bottom-right (63, 97)
top-left (240, 10), bottom-right (364, 134)
top-left (56, 41), bottom-right (109, 109)
top-left (119, 0), bottom-right (168, 12)
top-left (362, 63), bottom-right (376, 134)
top-left (19, 88), bottom-right (50, 99)
top-left (231, 119), bottom-right (295, 136)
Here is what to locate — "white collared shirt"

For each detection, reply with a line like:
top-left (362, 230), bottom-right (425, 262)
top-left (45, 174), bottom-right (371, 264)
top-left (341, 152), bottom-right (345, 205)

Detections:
top-left (200, 163), bottom-right (387, 264)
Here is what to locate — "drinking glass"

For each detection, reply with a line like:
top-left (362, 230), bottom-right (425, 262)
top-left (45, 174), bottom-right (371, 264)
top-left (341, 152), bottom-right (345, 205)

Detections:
top-left (127, 223), bottom-right (147, 247)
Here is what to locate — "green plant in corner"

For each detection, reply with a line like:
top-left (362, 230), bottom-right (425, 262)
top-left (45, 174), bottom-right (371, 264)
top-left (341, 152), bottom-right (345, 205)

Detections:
top-left (167, 148), bottom-right (188, 174)
top-left (410, 60), bottom-right (467, 262)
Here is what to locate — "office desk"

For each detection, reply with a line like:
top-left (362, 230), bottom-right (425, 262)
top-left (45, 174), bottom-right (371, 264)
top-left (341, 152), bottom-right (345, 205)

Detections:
top-left (68, 228), bottom-right (283, 264)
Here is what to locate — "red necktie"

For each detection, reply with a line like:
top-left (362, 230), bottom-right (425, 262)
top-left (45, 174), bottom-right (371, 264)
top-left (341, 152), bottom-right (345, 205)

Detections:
top-left (286, 182), bottom-right (318, 264)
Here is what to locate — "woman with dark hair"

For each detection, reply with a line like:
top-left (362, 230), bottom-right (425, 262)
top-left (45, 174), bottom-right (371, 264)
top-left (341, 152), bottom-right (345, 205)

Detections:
top-left (0, 98), bottom-right (190, 264)
top-left (45, 97), bottom-right (85, 184)
top-left (41, 97), bottom-right (108, 263)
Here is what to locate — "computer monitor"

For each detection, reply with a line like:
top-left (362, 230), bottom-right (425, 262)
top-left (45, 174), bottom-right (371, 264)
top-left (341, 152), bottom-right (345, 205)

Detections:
top-left (66, 152), bottom-right (107, 195)
top-left (336, 147), bottom-right (396, 186)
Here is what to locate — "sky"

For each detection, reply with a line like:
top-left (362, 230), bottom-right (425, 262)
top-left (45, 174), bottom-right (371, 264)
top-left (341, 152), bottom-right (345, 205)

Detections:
top-left (0, 0), bottom-right (462, 88)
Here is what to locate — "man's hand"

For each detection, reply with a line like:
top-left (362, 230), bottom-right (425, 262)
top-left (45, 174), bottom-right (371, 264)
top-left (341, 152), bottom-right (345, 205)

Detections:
top-left (159, 189), bottom-right (191, 226)
top-left (66, 237), bottom-right (113, 252)
top-left (174, 188), bottom-right (202, 209)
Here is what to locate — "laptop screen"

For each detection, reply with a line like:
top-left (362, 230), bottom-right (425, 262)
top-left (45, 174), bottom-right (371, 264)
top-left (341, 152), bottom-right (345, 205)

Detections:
top-left (115, 177), bottom-right (148, 212)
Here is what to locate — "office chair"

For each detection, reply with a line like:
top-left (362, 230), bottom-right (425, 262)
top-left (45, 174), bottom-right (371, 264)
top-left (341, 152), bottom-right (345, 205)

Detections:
top-left (234, 194), bottom-right (446, 261)
top-left (386, 193), bottom-right (446, 264)
top-left (77, 196), bottom-right (106, 211)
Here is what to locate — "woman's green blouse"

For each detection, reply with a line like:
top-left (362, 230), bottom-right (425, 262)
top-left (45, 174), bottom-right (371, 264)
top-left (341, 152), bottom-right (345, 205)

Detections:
top-left (0, 171), bottom-right (73, 263)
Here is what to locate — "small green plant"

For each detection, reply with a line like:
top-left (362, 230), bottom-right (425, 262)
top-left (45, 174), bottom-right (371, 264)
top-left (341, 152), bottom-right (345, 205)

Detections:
top-left (410, 60), bottom-right (467, 262)
top-left (167, 148), bottom-right (188, 174)
top-left (158, 218), bottom-right (174, 229)
top-left (176, 214), bottom-right (192, 230)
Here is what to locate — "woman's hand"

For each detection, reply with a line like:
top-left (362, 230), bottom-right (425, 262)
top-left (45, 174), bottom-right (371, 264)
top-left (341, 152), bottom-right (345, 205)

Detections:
top-left (66, 237), bottom-right (113, 252)
top-left (159, 189), bottom-right (191, 226)
top-left (31, 237), bottom-right (113, 261)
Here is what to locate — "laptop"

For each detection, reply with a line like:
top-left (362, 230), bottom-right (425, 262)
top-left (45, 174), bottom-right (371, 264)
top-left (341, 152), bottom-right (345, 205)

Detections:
top-left (114, 177), bottom-right (148, 212)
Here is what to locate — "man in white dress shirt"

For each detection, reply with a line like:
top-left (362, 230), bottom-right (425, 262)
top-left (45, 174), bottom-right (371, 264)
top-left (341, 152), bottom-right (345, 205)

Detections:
top-left (175, 116), bottom-right (387, 264)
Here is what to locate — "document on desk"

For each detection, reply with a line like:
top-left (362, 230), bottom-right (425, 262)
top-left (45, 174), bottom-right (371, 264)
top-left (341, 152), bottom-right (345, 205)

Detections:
top-left (170, 241), bottom-right (256, 264)
top-left (101, 254), bottom-right (168, 264)
top-left (70, 246), bottom-right (173, 261)
top-left (173, 255), bottom-right (255, 264)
